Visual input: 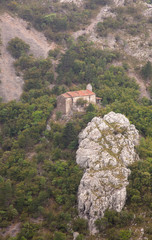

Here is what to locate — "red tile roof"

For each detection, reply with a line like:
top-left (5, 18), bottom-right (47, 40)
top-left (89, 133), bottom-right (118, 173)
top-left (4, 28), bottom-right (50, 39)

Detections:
top-left (62, 89), bottom-right (95, 98)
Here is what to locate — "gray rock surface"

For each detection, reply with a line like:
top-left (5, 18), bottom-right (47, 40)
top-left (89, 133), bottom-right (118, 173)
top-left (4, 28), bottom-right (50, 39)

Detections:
top-left (76, 112), bottom-right (139, 234)
top-left (73, 232), bottom-right (79, 240)
top-left (60, 0), bottom-right (83, 6)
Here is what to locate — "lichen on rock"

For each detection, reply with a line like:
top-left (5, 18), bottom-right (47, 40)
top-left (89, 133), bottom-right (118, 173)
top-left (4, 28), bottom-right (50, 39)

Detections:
top-left (76, 112), bottom-right (139, 234)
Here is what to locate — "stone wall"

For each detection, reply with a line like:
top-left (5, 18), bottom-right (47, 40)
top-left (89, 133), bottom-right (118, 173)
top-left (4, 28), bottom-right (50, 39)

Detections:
top-left (57, 94), bottom-right (96, 115)
top-left (57, 96), bottom-right (66, 114)
top-left (65, 97), bottom-right (73, 114)
top-left (72, 95), bottom-right (96, 106)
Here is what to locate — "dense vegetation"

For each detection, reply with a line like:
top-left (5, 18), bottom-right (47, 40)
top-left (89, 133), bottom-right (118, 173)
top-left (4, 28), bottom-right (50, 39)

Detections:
top-left (0, 35), bottom-right (152, 239)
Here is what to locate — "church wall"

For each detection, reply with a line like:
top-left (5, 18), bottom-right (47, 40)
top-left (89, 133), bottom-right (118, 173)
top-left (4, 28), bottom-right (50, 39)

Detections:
top-left (65, 97), bottom-right (73, 114)
top-left (89, 95), bottom-right (96, 104)
top-left (57, 94), bottom-right (96, 115)
top-left (72, 95), bottom-right (96, 105)
top-left (57, 96), bottom-right (66, 114)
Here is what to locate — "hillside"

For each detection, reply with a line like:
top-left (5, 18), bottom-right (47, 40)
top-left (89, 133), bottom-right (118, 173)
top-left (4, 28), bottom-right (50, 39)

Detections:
top-left (0, 0), bottom-right (152, 240)
top-left (1, 0), bottom-right (152, 101)
top-left (0, 13), bottom-right (56, 102)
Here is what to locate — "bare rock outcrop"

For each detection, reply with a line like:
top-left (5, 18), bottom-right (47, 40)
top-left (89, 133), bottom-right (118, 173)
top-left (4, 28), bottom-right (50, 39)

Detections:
top-left (60, 0), bottom-right (84, 6)
top-left (113, 0), bottom-right (125, 6)
top-left (76, 112), bottom-right (139, 234)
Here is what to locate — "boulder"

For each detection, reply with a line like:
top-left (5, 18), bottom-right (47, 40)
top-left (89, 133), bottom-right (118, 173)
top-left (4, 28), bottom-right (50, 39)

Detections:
top-left (76, 112), bottom-right (139, 234)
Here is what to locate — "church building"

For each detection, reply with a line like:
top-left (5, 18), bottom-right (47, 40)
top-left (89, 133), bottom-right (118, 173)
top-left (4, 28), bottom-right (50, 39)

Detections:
top-left (57, 84), bottom-right (100, 115)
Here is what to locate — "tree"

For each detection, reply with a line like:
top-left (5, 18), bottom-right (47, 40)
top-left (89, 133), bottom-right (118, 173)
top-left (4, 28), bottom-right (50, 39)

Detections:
top-left (86, 103), bottom-right (96, 112)
top-left (76, 98), bottom-right (87, 107)
top-left (62, 122), bottom-right (77, 148)
top-left (141, 61), bottom-right (152, 81)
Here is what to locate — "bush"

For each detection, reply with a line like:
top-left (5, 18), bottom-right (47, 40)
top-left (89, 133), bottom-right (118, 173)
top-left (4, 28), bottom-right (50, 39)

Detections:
top-left (96, 17), bottom-right (123, 37)
top-left (118, 230), bottom-right (132, 240)
top-left (95, 217), bottom-right (109, 232)
top-left (56, 111), bottom-right (62, 120)
top-left (72, 218), bottom-right (88, 234)
top-left (7, 1), bottom-right (18, 11)
top-left (141, 61), bottom-right (152, 81)
top-left (108, 229), bottom-right (132, 240)
top-left (53, 231), bottom-right (66, 240)
top-left (76, 98), bottom-right (87, 107)
top-left (7, 37), bottom-right (30, 59)
top-left (48, 48), bottom-right (60, 59)
top-left (86, 103), bottom-right (96, 112)
top-left (95, 210), bottom-right (133, 232)
top-left (76, 234), bottom-right (84, 240)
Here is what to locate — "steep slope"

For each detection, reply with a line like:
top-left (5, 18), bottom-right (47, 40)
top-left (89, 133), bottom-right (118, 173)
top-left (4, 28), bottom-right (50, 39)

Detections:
top-left (72, 0), bottom-right (152, 99)
top-left (0, 13), bottom-right (56, 102)
top-left (73, 1), bottom-right (150, 61)
top-left (128, 70), bottom-right (151, 99)
top-left (0, 0), bottom-right (151, 102)
top-left (73, 0), bottom-right (125, 40)
top-left (73, 6), bottom-right (115, 40)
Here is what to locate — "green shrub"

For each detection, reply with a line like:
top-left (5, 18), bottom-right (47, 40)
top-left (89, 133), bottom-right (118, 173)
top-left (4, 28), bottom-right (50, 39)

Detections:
top-left (7, 37), bottom-right (30, 59)
top-left (96, 17), bottom-right (124, 37)
top-left (118, 230), bottom-right (132, 240)
top-left (53, 231), bottom-right (66, 240)
top-left (76, 234), bottom-right (84, 240)
top-left (48, 48), bottom-right (60, 59)
top-left (95, 217), bottom-right (109, 232)
top-left (141, 61), bottom-right (152, 81)
top-left (7, 1), bottom-right (18, 11)
top-left (86, 103), bottom-right (96, 112)
top-left (108, 229), bottom-right (132, 240)
top-left (72, 218), bottom-right (88, 234)
top-left (56, 111), bottom-right (62, 120)
top-left (76, 98), bottom-right (87, 107)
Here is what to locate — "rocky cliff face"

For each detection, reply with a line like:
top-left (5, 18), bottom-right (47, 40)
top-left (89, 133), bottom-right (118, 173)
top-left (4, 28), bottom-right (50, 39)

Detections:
top-left (76, 112), bottom-right (139, 234)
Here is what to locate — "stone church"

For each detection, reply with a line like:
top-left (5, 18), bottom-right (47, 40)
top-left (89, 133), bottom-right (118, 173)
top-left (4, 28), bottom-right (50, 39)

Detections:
top-left (57, 84), bottom-right (100, 115)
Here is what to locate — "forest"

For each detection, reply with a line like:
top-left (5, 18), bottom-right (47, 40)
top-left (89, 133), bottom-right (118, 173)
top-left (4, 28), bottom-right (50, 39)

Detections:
top-left (0, 0), bottom-right (152, 240)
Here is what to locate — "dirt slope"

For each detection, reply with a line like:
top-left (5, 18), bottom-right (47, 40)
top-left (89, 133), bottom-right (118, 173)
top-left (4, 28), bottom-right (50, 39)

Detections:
top-left (73, 6), bottom-right (115, 40)
top-left (128, 70), bottom-right (151, 99)
top-left (73, 0), bottom-right (125, 40)
top-left (0, 13), bottom-right (56, 102)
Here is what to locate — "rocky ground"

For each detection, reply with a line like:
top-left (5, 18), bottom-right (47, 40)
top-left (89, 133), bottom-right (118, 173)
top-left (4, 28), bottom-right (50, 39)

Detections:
top-left (73, 6), bottom-right (115, 40)
top-left (0, 13), bottom-right (56, 102)
top-left (60, 0), bottom-right (84, 6)
top-left (0, 223), bottom-right (21, 238)
top-left (76, 112), bottom-right (140, 234)
top-left (73, 1), bottom-right (151, 61)
top-left (73, 0), bottom-right (152, 99)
